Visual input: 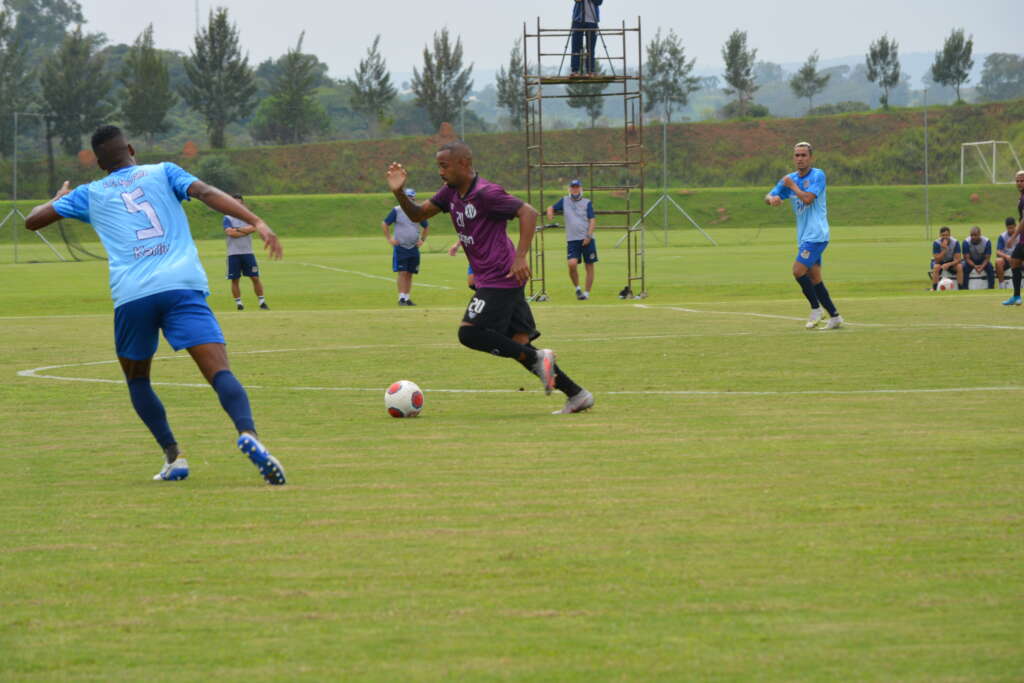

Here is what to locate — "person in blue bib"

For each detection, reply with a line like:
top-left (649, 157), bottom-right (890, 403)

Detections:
top-left (24, 125), bottom-right (286, 485)
top-left (765, 141), bottom-right (842, 330)
top-left (383, 188), bottom-right (430, 306)
top-left (547, 179), bottom-right (598, 300)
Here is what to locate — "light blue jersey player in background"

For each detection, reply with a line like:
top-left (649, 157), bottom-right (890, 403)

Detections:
top-left (765, 141), bottom-right (843, 330)
top-left (25, 125), bottom-right (286, 485)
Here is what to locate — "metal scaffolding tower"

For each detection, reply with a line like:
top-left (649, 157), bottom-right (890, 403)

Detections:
top-left (523, 17), bottom-right (646, 300)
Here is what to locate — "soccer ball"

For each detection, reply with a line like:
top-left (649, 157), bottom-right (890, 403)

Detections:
top-left (385, 380), bottom-right (424, 418)
top-left (937, 277), bottom-right (957, 291)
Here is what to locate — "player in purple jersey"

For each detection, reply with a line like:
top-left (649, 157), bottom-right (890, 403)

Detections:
top-left (25, 125), bottom-right (287, 485)
top-left (385, 141), bottom-right (594, 414)
top-left (1000, 170), bottom-right (1024, 305)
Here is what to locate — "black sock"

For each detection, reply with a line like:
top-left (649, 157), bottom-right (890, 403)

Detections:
top-left (814, 282), bottom-right (838, 317)
top-left (458, 325), bottom-right (537, 364)
top-left (795, 274), bottom-right (820, 308)
top-left (1014, 269), bottom-right (1022, 297)
top-left (553, 364), bottom-right (582, 397)
top-left (519, 343), bottom-right (582, 397)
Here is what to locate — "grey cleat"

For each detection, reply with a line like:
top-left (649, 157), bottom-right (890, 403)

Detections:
top-left (552, 389), bottom-right (595, 414)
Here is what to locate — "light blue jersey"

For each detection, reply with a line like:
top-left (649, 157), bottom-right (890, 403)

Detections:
top-left (53, 163), bottom-right (208, 307)
top-left (770, 167), bottom-right (829, 243)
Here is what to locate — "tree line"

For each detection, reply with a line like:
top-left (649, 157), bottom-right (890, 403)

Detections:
top-left (1, 0), bottom-right (1021, 170)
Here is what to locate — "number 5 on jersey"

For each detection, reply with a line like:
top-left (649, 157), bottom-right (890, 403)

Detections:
top-left (121, 187), bottom-right (165, 240)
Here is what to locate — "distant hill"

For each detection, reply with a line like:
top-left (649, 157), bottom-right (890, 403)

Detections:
top-left (6, 99), bottom-right (1024, 198)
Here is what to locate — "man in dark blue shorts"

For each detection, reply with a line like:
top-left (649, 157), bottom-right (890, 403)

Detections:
top-left (1001, 170), bottom-right (1024, 305)
top-left (383, 188), bottom-right (429, 306)
top-left (547, 179), bottom-right (597, 299)
top-left (25, 125), bottom-right (286, 485)
top-left (224, 194), bottom-right (269, 310)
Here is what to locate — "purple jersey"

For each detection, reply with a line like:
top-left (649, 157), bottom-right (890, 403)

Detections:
top-left (430, 175), bottom-right (525, 289)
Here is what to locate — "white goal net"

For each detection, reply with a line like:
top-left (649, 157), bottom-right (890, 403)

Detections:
top-left (960, 141), bottom-right (1023, 184)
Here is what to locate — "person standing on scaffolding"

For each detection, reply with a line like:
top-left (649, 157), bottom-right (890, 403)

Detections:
top-left (570, 0), bottom-right (602, 77)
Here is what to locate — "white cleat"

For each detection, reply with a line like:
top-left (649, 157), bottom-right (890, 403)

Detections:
top-left (153, 458), bottom-right (189, 481)
top-left (531, 348), bottom-right (557, 395)
top-left (823, 315), bottom-right (843, 330)
top-left (552, 389), bottom-right (595, 414)
top-left (805, 308), bottom-right (823, 329)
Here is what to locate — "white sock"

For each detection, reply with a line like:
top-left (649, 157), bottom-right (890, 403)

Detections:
top-left (235, 297), bottom-right (242, 304)
top-left (258, 296), bottom-right (266, 304)
top-left (399, 293), bottom-right (408, 301)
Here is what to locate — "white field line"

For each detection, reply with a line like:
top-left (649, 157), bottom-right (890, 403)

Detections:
top-left (16, 346), bottom-right (1024, 397)
top-left (295, 261), bottom-right (453, 290)
top-left (633, 304), bottom-right (1024, 331)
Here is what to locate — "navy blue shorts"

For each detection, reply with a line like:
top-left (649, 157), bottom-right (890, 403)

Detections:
top-left (227, 253), bottom-right (259, 280)
top-left (113, 289), bottom-right (226, 360)
top-left (393, 245), bottom-right (420, 274)
top-left (796, 241), bottom-right (827, 268)
top-left (567, 239), bottom-right (598, 264)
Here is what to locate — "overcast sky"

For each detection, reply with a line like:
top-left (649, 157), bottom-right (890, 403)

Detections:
top-left (77, 0), bottom-right (1015, 81)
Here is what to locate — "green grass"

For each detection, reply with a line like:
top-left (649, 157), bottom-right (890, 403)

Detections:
top-left (2, 227), bottom-right (1023, 680)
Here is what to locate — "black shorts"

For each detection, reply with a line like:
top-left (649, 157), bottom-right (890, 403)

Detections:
top-left (1012, 243), bottom-right (1024, 260)
top-left (462, 286), bottom-right (540, 341)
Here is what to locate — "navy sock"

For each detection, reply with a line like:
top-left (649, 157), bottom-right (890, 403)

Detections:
top-left (1014, 269), bottom-right (1022, 297)
top-left (796, 274), bottom-right (820, 309)
top-left (458, 325), bottom-right (537, 364)
top-left (814, 282), bottom-right (838, 317)
top-left (211, 370), bottom-right (256, 434)
top-left (127, 377), bottom-right (176, 448)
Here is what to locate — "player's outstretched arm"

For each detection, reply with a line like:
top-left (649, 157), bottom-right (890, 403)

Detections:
top-left (386, 162), bottom-right (442, 223)
top-left (24, 181), bottom-right (72, 231)
top-left (189, 181), bottom-right (282, 259)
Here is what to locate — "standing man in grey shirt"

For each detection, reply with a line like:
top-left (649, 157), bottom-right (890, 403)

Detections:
top-left (383, 188), bottom-right (430, 306)
top-left (223, 194), bottom-right (269, 310)
top-left (547, 179), bottom-right (598, 299)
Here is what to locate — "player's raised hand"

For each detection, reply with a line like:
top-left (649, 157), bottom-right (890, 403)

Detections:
top-left (253, 220), bottom-right (283, 260)
top-left (53, 180), bottom-right (71, 200)
top-left (386, 162), bottom-right (407, 193)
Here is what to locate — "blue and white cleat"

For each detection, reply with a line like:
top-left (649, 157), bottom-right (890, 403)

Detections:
top-left (237, 433), bottom-right (286, 485)
top-left (1001, 295), bottom-right (1022, 306)
top-left (153, 458), bottom-right (189, 481)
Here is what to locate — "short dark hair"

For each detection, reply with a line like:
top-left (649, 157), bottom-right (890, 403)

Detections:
top-left (231, 193), bottom-right (243, 201)
top-left (91, 125), bottom-right (124, 153)
top-left (1006, 217), bottom-right (1017, 226)
top-left (438, 140), bottom-right (472, 160)
top-left (939, 226), bottom-right (951, 234)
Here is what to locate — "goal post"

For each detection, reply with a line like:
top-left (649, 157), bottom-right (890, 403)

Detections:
top-left (960, 141), bottom-right (1023, 184)
top-left (3, 112), bottom-right (107, 263)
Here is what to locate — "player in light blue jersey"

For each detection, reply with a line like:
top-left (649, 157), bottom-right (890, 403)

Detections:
top-left (25, 125), bottom-right (286, 485)
top-left (765, 141), bottom-right (842, 329)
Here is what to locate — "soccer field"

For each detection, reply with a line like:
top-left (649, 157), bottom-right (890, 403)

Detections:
top-left (2, 227), bottom-right (1022, 680)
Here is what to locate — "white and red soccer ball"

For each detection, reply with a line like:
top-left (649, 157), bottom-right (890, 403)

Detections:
top-left (385, 380), bottom-right (424, 418)
top-left (936, 277), bottom-right (957, 291)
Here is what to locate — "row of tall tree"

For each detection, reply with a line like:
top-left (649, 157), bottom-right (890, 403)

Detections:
top-left (0, 1), bottom-right (480, 156)
top-left (639, 27), bottom-right (982, 124)
top-left (1, 0), bottom-right (1021, 159)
